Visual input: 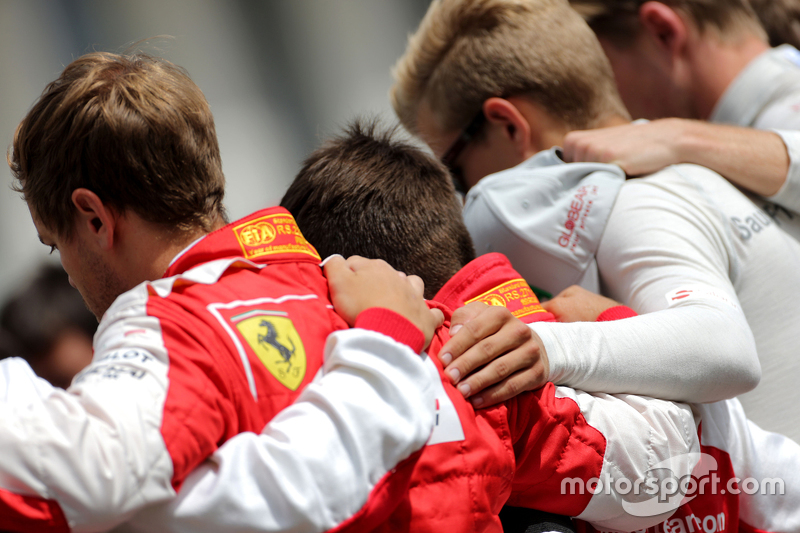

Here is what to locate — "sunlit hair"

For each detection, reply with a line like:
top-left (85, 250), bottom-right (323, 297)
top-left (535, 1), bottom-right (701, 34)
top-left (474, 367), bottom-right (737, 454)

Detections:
top-left (281, 118), bottom-right (475, 299)
top-left (390, 0), bottom-right (629, 138)
top-left (569, 0), bottom-right (767, 47)
top-left (9, 51), bottom-right (227, 240)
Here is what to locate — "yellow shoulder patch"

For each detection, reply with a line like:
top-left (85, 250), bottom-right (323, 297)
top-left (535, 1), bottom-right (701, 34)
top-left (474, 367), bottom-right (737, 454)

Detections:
top-left (233, 213), bottom-right (321, 261)
top-left (465, 278), bottom-right (547, 320)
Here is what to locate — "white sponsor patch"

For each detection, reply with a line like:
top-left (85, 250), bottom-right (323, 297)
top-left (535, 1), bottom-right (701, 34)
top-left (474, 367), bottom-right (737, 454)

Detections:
top-left (665, 286), bottom-right (740, 311)
top-left (424, 357), bottom-right (465, 445)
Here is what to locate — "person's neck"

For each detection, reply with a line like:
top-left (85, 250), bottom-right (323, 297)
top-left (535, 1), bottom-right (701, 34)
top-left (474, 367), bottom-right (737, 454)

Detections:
top-left (688, 32), bottom-right (770, 119)
top-left (544, 113), bottom-right (631, 149)
top-left (116, 214), bottom-right (225, 289)
top-left (594, 114), bottom-right (631, 128)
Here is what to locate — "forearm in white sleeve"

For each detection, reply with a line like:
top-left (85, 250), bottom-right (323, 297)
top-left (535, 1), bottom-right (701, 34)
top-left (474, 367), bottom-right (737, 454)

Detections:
top-left (0, 319), bottom-right (176, 533)
top-left (540, 166), bottom-right (761, 403)
top-left (120, 327), bottom-right (436, 533)
top-left (769, 129), bottom-right (800, 213)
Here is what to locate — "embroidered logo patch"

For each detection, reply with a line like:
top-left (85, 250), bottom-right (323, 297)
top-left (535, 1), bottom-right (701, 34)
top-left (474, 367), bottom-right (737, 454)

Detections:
top-left (233, 213), bottom-right (321, 261)
top-left (465, 278), bottom-right (547, 319)
top-left (232, 310), bottom-right (306, 390)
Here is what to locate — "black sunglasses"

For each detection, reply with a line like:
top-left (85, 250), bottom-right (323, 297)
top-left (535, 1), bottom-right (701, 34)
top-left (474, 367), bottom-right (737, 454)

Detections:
top-left (441, 109), bottom-right (486, 194)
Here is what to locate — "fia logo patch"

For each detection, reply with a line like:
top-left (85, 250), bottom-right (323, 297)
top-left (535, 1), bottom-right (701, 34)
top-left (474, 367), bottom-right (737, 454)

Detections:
top-left (232, 213), bottom-right (321, 261)
top-left (233, 310), bottom-right (307, 390)
top-left (465, 278), bottom-right (547, 319)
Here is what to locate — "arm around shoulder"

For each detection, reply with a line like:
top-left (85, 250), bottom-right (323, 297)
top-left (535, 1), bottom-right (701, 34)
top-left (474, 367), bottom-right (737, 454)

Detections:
top-left (124, 322), bottom-right (437, 533)
top-left (535, 173), bottom-right (762, 403)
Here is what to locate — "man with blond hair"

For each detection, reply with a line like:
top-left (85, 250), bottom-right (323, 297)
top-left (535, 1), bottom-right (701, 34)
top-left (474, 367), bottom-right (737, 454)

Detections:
top-left (559, 0), bottom-right (800, 224)
top-left (390, 0), bottom-right (800, 507)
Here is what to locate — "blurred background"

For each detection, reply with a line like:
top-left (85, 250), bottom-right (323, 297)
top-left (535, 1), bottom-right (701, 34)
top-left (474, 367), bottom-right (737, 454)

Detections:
top-left (0, 0), bottom-right (431, 302)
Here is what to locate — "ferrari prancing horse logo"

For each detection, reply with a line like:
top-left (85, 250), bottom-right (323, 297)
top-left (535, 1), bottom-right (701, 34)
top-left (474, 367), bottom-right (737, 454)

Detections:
top-left (233, 310), bottom-right (307, 390)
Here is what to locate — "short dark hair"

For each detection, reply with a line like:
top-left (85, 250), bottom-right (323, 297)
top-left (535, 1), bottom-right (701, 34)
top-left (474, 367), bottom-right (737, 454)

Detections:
top-left (1, 264), bottom-right (96, 362)
top-left (9, 51), bottom-right (227, 240)
top-left (281, 119), bottom-right (475, 299)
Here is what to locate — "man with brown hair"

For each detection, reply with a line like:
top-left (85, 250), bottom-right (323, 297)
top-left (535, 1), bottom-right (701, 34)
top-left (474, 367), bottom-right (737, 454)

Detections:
top-left (1, 50), bottom-right (444, 532)
top-left (281, 121), bottom-right (477, 300)
top-left (560, 0), bottom-right (800, 222)
top-left (391, 0), bottom-right (800, 490)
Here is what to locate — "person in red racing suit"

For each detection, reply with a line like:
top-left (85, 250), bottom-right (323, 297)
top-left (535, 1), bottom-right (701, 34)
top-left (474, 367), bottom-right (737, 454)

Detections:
top-left (1, 52), bottom-right (443, 533)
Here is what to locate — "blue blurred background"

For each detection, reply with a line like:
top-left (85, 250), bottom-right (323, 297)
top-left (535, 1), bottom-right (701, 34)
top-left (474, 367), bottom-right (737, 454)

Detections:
top-left (0, 0), bottom-right (430, 301)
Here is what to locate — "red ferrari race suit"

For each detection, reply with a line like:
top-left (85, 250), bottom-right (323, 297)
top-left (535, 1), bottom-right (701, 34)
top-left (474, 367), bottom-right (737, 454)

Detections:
top-left (143, 252), bottom-right (697, 533)
top-left (373, 252), bottom-right (695, 532)
top-left (0, 207), bottom-right (435, 533)
top-left (395, 253), bottom-right (800, 533)
top-left (140, 253), bottom-right (800, 533)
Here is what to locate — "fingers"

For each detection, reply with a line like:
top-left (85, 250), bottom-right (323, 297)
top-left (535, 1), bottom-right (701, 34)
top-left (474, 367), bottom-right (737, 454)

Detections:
top-left (325, 255), bottom-right (438, 347)
top-left (541, 284), bottom-right (623, 323)
top-left (427, 308), bottom-right (445, 343)
top-left (438, 304), bottom-right (507, 367)
top-left (323, 254), bottom-right (374, 280)
top-left (467, 366), bottom-right (549, 409)
top-left (321, 254), bottom-right (348, 277)
top-left (563, 130), bottom-right (602, 164)
top-left (445, 325), bottom-right (540, 397)
top-left (406, 274), bottom-right (425, 299)
top-left (442, 309), bottom-right (534, 389)
top-left (448, 301), bottom-right (489, 336)
top-left (452, 340), bottom-right (537, 398)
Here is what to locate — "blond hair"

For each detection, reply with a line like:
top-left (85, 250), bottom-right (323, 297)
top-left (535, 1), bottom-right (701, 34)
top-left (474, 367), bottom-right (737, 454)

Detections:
top-left (569, 0), bottom-right (767, 46)
top-left (391, 0), bottom-right (629, 136)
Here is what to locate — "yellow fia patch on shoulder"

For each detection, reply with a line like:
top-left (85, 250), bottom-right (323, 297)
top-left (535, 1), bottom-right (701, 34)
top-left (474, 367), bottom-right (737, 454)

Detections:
top-left (465, 278), bottom-right (547, 319)
top-left (233, 213), bottom-right (320, 261)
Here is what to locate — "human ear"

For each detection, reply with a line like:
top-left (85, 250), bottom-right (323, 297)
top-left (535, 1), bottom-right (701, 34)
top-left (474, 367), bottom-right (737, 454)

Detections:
top-left (639, 1), bottom-right (688, 55)
top-left (71, 188), bottom-right (117, 249)
top-left (482, 97), bottom-right (532, 156)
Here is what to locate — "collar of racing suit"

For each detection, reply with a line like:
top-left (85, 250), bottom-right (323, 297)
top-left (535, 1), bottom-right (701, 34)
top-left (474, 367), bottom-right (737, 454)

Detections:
top-left (164, 207), bottom-right (322, 277)
top-left (433, 252), bottom-right (556, 324)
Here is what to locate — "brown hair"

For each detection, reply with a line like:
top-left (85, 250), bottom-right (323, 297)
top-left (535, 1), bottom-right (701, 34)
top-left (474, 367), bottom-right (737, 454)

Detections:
top-left (280, 119), bottom-right (475, 299)
top-left (390, 0), bottom-right (628, 138)
top-left (569, 0), bottom-right (766, 46)
top-left (749, 0), bottom-right (800, 48)
top-left (9, 51), bottom-right (226, 240)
